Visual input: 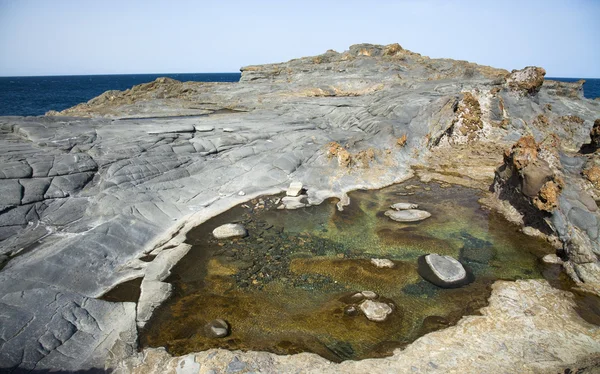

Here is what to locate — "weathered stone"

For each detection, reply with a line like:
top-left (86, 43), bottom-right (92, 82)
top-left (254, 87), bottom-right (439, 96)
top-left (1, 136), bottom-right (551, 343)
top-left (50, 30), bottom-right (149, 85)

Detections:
top-left (212, 223), bottom-right (248, 239)
top-left (359, 300), bottom-right (393, 322)
top-left (384, 209), bottom-right (431, 222)
top-left (361, 290), bottom-right (378, 299)
top-left (418, 254), bottom-right (470, 288)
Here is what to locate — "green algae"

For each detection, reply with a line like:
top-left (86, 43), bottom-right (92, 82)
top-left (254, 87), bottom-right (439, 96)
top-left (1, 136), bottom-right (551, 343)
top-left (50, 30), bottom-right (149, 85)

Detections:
top-left (139, 180), bottom-right (555, 362)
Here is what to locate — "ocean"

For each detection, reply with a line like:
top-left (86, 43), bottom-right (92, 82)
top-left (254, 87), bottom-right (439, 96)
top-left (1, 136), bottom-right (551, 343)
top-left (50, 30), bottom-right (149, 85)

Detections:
top-left (0, 74), bottom-right (597, 117)
top-left (0, 73), bottom-right (241, 117)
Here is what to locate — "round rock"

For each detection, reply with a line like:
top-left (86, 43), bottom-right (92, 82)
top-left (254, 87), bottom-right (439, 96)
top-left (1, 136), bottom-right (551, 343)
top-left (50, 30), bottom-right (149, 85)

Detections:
top-left (417, 254), bottom-right (470, 288)
top-left (212, 223), bottom-right (248, 239)
top-left (204, 319), bottom-right (230, 338)
top-left (359, 300), bottom-right (393, 322)
top-left (384, 209), bottom-right (431, 222)
top-left (195, 125), bottom-right (215, 132)
top-left (390, 202), bottom-right (419, 210)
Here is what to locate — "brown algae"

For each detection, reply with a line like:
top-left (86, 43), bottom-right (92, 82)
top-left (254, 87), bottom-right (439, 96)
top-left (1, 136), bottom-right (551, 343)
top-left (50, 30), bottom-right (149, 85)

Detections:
top-left (139, 180), bottom-right (556, 362)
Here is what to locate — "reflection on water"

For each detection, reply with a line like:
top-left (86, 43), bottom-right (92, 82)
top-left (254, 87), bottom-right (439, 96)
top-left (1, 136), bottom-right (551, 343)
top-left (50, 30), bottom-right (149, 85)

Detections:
top-left (139, 180), bottom-right (556, 362)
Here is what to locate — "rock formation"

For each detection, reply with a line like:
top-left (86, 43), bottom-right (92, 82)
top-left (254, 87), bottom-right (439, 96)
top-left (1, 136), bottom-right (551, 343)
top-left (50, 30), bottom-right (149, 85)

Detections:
top-left (1, 43), bottom-right (599, 372)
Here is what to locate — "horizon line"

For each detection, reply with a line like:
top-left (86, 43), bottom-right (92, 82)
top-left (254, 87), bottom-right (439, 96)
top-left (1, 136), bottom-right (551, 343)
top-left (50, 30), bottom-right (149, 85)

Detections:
top-left (0, 73), bottom-right (598, 80)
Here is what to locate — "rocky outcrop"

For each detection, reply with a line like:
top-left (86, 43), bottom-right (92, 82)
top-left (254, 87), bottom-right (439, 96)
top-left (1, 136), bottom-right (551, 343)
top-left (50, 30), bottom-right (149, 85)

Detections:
top-left (505, 66), bottom-right (546, 95)
top-left (2, 43), bottom-right (600, 372)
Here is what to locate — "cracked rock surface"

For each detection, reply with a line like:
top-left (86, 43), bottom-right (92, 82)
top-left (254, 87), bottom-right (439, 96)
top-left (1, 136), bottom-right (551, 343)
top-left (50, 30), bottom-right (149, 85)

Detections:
top-left (1, 43), bottom-right (600, 372)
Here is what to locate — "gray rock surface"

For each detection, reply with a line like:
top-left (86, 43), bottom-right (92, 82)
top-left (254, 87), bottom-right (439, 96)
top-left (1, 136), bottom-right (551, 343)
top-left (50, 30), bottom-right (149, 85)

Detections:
top-left (1, 42), bottom-right (599, 372)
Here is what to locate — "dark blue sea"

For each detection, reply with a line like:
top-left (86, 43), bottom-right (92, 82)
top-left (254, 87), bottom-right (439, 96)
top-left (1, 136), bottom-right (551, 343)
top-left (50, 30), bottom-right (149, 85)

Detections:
top-left (0, 74), bottom-right (597, 117)
top-left (0, 73), bottom-right (241, 117)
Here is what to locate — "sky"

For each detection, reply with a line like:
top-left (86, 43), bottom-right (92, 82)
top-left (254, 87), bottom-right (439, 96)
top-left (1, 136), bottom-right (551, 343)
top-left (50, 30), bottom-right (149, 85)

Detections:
top-left (0, 0), bottom-right (599, 77)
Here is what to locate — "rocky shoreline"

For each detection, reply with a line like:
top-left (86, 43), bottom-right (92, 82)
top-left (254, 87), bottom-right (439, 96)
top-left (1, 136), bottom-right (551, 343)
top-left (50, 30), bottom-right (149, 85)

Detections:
top-left (1, 43), bottom-right (599, 372)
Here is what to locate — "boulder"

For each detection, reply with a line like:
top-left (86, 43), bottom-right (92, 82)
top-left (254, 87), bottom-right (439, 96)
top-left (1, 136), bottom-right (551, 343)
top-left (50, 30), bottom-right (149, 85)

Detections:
top-left (212, 223), bottom-right (248, 239)
top-left (390, 202), bottom-right (418, 210)
top-left (417, 254), bottom-right (470, 288)
top-left (384, 209), bottom-right (431, 222)
top-left (359, 300), bottom-right (393, 322)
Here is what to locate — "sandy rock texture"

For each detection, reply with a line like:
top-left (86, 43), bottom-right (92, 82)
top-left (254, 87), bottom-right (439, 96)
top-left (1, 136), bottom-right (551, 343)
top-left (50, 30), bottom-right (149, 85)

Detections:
top-left (1, 43), bottom-right (599, 372)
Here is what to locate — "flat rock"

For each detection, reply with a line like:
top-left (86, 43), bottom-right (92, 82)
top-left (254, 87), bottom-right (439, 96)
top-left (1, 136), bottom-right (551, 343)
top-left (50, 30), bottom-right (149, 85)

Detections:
top-left (390, 202), bottom-right (418, 210)
top-left (418, 254), bottom-right (470, 288)
top-left (212, 223), bottom-right (248, 239)
top-left (385, 209), bottom-right (431, 222)
top-left (359, 300), bottom-right (393, 322)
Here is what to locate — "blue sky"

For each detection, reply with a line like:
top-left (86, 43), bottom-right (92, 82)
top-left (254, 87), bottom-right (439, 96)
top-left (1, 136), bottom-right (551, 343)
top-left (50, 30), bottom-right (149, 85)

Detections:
top-left (0, 0), bottom-right (598, 77)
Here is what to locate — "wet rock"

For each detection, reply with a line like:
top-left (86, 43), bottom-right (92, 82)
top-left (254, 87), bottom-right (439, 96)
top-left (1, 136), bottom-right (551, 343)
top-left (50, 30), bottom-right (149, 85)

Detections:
top-left (278, 195), bottom-right (307, 210)
top-left (344, 305), bottom-right (359, 316)
top-left (370, 258), bottom-right (395, 268)
top-left (361, 291), bottom-right (378, 299)
top-left (359, 300), bottom-right (393, 322)
top-left (286, 181), bottom-right (303, 197)
top-left (384, 209), bottom-right (431, 222)
top-left (390, 202), bottom-right (418, 210)
top-left (418, 254), bottom-right (470, 288)
top-left (205, 319), bottom-right (230, 338)
top-left (213, 223), bottom-right (248, 239)
top-left (542, 254), bottom-right (563, 264)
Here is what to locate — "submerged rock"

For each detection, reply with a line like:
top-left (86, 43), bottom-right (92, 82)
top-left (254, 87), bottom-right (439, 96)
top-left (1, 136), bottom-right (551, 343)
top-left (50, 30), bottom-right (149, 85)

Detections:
top-left (370, 258), bottom-right (395, 268)
top-left (418, 254), bottom-right (470, 288)
top-left (359, 300), bottom-right (393, 322)
top-left (205, 319), bottom-right (230, 338)
top-left (384, 209), bottom-right (431, 222)
top-left (390, 202), bottom-right (418, 210)
top-left (212, 223), bottom-right (248, 239)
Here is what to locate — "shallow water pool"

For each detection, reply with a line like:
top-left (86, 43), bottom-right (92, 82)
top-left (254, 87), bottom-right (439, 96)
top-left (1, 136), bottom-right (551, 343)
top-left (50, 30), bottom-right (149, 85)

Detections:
top-left (139, 180), bottom-right (555, 362)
